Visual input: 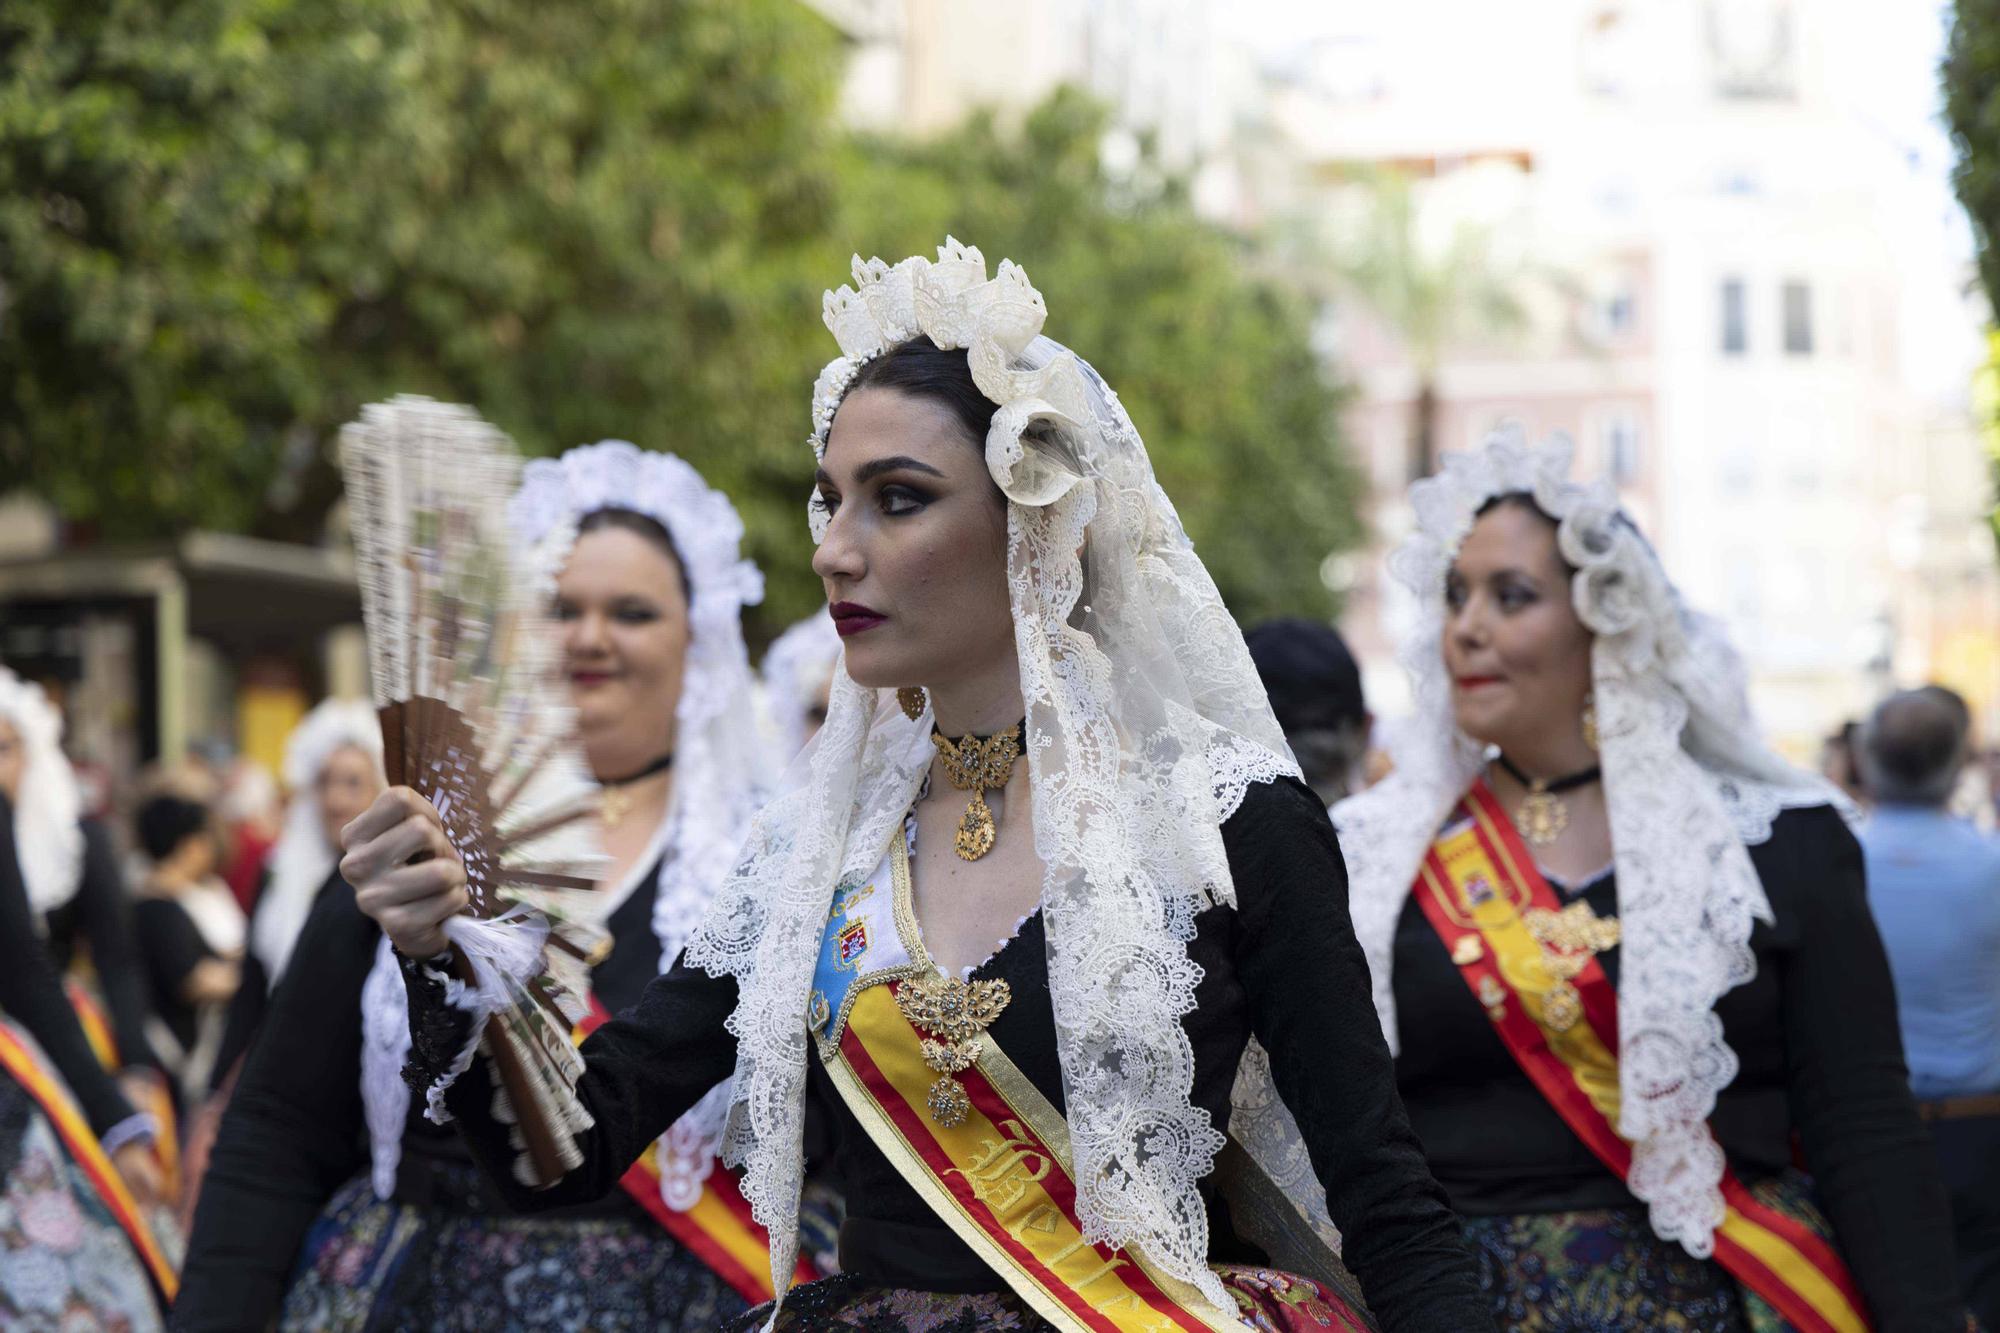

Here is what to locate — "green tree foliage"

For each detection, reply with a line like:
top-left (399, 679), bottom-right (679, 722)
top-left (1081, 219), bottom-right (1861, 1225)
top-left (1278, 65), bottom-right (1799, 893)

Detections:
top-left (1, 6), bottom-right (1360, 631)
top-left (0, 0), bottom-right (846, 552)
top-left (1943, 0), bottom-right (2000, 556)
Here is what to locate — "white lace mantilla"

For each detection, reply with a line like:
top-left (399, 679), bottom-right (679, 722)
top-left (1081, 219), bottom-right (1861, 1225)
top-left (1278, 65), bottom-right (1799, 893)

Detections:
top-left (685, 239), bottom-right (1304, 1322)
top-left (1334, 431), bottom-right (1844, 1258)
top-left (760, 607), bottom-right (841, 760)
top-left (0, 667), bottom-right (84, 919)
top-left (362, 441), bottom-right (771, 1213)
top-left (254, 699), bottom-right (382, 986)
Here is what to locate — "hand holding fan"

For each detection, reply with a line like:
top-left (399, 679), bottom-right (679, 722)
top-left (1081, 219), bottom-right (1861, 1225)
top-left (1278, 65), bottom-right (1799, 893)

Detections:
top-left (341, 395), bottom-right (607, 1186)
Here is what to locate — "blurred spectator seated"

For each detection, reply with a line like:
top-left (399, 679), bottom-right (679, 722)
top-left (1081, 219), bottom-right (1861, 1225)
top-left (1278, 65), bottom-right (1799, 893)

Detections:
top-left (132, 787), bottom-right (243, 1099)
top-left (1244, 617), bottom-right (1371, 807)
top-left (1858, 685), bottom-right (2000, 1327)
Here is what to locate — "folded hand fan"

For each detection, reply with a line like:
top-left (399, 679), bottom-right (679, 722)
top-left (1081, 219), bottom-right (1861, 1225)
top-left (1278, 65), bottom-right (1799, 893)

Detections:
top-left (340, 395), bottom-right (607, 1186)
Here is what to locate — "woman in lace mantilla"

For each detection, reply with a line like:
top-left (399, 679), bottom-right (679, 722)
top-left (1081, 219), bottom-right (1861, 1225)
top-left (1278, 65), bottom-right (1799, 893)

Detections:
top-left (173, 444), bottom-right (803, 1331)
top-left (1334, 432), bottom-right (1974, 1330)
top-left (0, 684), bottom-right (172, 1329)
top-left (341, 240), bottom-right (1495, 1332)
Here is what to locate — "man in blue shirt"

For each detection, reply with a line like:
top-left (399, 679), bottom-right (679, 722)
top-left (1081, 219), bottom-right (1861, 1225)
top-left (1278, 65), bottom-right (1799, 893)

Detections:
top-left (1860, 685), bottom-right (2000, 1326)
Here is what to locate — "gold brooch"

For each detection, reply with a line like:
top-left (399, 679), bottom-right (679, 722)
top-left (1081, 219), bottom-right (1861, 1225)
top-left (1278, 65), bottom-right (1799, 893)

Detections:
top-left (931, 723), bottom-right (1024, 861)
top-left (1522, 901), bottom-right (1620, 1033)
top-left (894, 974), bottom-right (1011, 1126)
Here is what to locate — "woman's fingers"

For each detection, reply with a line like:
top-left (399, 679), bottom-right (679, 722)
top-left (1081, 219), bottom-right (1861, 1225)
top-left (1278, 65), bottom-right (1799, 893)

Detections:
top-left (111, 1142), bottom-right (162, 1208)
top-left (371, 882), bottom-right (468, 959)
top-left (358, 858), bottom-right (467, 911)
top-left (340, 807), bottom-right (455, 888)
top-left (340, 786), bottom-right (440, 854)
top-left (339, 786), bottom-right (468, 956)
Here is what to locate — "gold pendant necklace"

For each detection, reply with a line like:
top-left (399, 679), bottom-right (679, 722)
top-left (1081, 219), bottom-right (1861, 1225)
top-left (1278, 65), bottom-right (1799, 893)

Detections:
top-left (930, 721), bottom-right (1024, 861)
top-left (597, 751), bottom-right (674, 829)
top-left (1495, 753), bottom-right (1600, 849)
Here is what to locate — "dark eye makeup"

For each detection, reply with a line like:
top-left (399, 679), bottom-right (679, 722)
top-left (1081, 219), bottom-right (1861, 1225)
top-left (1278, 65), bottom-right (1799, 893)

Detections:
top-left (553, 598), bottom-right (664, 624)
top-left (811, 476), bottom-right (934, 521)
top-left (1443, 569), bottom-right (1543, 612)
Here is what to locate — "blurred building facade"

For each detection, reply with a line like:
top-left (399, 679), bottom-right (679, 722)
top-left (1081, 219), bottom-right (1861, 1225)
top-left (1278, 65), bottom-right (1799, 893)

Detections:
top-left (1269, 0), bottom-right (1999, 748)
top-left (806, 0), bottom-right (1262, 218)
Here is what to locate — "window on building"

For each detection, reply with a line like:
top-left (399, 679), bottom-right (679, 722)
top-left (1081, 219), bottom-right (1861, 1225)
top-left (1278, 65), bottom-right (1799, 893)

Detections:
top-left (1720, 278), bottom-right (1747, 354)
top-left (1588, 283), bottom-right (1638, 341)
top-left (1782, 279), bottom-right (1813, 355)
top-left (1601, 412), bottom-right (1642, 484)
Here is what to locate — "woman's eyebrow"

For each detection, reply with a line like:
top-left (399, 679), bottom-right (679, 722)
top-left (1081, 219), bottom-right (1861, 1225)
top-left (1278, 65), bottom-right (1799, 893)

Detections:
top-left (855, 455), bottom-right (947, 483)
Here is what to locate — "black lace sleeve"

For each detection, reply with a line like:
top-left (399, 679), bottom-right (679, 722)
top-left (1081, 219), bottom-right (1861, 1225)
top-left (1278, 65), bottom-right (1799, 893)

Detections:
top-left (401, 946), bottom-right (741, 1211)
top-left (394, 950), bottom-right (477, 1092)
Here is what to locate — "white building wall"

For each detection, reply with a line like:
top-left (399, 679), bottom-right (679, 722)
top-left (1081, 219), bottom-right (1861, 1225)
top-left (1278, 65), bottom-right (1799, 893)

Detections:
top-left (1270, 0), bottom-right (1993, 748)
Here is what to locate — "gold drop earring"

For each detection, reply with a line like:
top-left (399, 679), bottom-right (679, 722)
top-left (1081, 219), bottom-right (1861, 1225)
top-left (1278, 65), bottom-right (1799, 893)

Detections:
top-left (897, 686), bottom-right (927, 721)
top-left (1582, 694), bottom-right (1599, 752)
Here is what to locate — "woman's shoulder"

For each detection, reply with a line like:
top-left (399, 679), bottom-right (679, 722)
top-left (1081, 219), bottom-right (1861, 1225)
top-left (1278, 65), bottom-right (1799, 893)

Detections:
top-left (1754, 800), bottom-right (1855, 853)
top-left (1746, 800), bottom-right (1862, 909)
top-left (1218, 774), bottom-right (1345, 904)
top-left (1222, 772), bottom-right (1329, 838)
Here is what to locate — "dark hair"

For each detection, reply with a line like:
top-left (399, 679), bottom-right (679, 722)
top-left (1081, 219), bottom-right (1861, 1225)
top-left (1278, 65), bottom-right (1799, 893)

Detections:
top-left (842, 335), bottom-right (997, 451)
top-left (577, 507), bottom-right (691, 603)
top-left (1471, 491), bottom-right (1581, 581)
top-left (1245, 618), bottom-right (1365, 735)
top-left (1860, 687), bottom-right (1970, 807)
top-left (1244, 617), bottom-right (1369, 805)
top-left (136, 794), bottom-right (210, 862)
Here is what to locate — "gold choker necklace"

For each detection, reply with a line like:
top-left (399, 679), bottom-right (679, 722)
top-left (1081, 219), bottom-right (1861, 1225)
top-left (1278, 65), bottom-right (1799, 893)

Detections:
top-left (1495, 753), bottom-right (1600, 847)
top-left (930, 721), bottom-right (1024, 861)
top-left (599, 751), bottom-right (674, 829)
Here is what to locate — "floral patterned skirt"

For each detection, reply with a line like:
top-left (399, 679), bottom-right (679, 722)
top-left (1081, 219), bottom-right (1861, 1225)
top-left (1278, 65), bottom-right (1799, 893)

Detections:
top-left (724, 1264), bottom-right (1374, 1332)
top-left (1462, 1172), bottom-right (1917, 1333)
top-left (0, 1067), bottom-right (164, 1333)
top-left (279, 1171), bottom-right (747, 1333)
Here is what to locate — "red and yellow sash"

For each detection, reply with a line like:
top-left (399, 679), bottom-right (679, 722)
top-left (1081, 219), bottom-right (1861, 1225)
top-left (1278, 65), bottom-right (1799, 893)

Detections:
top-left (0, 1021), bottom-right (178, 1303)
top-left (808, 826), bottom-right (1367, 1332)
top-left (575, 999), bottom-right (813, 1304)
top-left (64, 975), bottom-right (180, 1196)
top-left (1415, 781), bottom-right (1872, 1333)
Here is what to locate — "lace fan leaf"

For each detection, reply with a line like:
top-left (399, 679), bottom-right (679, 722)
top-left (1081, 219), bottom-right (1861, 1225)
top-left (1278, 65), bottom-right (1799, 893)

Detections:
top-left (339, 395), bottom-right (608, 1187)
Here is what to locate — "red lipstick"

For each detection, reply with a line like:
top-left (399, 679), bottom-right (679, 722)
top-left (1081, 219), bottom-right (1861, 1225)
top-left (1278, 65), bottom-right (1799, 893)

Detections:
top-left (829, 601), bottom-right (886, 638)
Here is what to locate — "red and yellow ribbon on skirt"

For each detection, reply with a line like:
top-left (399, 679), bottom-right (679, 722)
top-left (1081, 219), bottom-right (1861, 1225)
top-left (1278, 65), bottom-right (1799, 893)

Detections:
top-left (823, 980), bottom-right (1370, 1333)
top-left (0, 1020), bottom-right (178, 1303)
top-left (1415, 780), bottom-right (1872, 1333)
top-left (576, 998), bottom-right (813, 1304)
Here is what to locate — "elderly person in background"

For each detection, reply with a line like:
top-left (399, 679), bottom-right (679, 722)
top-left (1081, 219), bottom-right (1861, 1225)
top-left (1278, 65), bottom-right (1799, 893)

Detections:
top-left (1860, 686), bottom-right (2000, 1327)
top-left (1244, 617), bottom-right (1372, 807)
